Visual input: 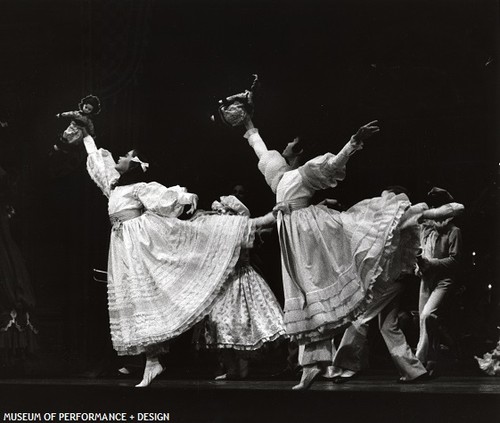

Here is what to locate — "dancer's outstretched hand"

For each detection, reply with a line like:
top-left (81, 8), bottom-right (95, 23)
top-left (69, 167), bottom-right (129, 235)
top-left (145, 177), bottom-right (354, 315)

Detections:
top-left (351, 120), bottom-right (380, 148)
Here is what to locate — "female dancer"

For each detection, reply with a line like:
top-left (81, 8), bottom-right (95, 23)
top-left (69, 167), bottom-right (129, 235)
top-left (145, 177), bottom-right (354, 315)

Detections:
top-left (238, 114), bottom-right (428, 389)
top-left (81, 132), bottom-right (272, 387)
top-left (199, 195), bottom-right (285, 379)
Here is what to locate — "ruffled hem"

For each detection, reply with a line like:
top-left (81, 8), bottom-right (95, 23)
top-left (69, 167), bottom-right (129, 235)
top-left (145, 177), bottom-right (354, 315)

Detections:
top-left (203, 261), bottom-right (285, 352)
top-left (205, 330), bottom-right (287, 351)
top-left (112, 217), bottom-right (255, 356)
top-left (284, 198), bottom-right (408, 344)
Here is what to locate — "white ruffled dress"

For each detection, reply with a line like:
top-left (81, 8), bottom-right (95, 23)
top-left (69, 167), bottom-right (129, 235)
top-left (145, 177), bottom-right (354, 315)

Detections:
top-left (204, 248), bottom-right (286, 351)
top-left (245, 129), bottom-right (416, 344)
top-left (86, 146), bottom-right (254, 355)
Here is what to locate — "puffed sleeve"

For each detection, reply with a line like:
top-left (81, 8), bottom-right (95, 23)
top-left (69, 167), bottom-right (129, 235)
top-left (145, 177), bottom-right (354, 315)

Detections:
top-left (244, 128), bottom-right (290, 193)
top-left (258, 150), bottom-right (290, 193)
top-left (135, 182), bottom-right (196, 217)
top-left (297, 153), bottom-right (346, 190)
top-left (298, 140), bottom-right (360, 191)
top-left (84, 136), bottom-right (120, 198)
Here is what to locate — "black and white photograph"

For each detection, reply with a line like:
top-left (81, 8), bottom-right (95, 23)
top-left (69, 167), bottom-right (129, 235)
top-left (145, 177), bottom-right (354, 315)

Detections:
top-left (0, 0), bottom-right (498, 422)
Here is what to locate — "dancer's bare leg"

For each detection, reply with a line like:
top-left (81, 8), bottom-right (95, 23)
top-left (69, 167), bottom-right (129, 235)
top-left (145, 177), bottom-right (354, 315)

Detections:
top-left (135, 354), bottom-right (165, 387)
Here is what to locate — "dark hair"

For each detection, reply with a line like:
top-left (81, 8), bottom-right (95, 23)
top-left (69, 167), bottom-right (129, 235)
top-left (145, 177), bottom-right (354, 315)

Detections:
top-left (291, 139), bottom-right (304, 155)
top-left (114, 149), bottom-right (150, 187)
top-left (427, 187), bottom-right (454, 208)
top-left (282, 136), bottom-right (305, 167)
top-left (79, 95), bottom-right (101, 115)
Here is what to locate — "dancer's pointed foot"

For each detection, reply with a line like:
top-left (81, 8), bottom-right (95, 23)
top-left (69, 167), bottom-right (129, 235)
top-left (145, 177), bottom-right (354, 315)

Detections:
top-left (333, 369), bottom-right (358, 384)
top-left (135, 357), bottom-right (165, 387)
top-left (292, 366), bottom-right (321, 390)
top-left (322, 365), bottom-right (343, 379)
top-left (397, 372), bottom-right (432, 384)
top-left (118, 367), bottom-right (131, 375)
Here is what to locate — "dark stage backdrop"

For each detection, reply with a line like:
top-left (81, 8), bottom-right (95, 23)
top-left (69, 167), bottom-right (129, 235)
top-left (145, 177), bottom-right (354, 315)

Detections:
top-left (0, 0), bottom-right (497, 375)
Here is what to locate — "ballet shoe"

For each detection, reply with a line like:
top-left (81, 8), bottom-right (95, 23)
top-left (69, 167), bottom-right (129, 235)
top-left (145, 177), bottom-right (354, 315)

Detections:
top-left (135, 359), bottom-right (165, 387)
top-left (215, 357), bottom-right (249, 381)
top-left (118, 367), bottom-right (131, 375)
top-left (321, 365), bottom-right (343, 379)
top-left (333, 370), bottom-right (358, 384)
top-left (214, 372), bottom-right (248, 381)
top-left (292, 366), bottom-right (321, 390)
top-left (397, 372), bottom-right (433, 384)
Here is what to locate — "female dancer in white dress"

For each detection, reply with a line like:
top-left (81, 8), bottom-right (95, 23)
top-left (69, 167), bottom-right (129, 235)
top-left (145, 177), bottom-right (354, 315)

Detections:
top-left (200, 195), bottom-right (285, 379)
top-left (81, 133), bottom-right (274, 387)
top-left (239, 115), bottom-right (428, 389)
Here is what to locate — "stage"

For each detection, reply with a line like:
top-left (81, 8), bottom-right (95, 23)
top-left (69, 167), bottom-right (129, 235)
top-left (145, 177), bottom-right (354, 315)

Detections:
top-left (0, 1), bottom-right (498, 422)
top-left (0, 376), bottom-right (499, 423)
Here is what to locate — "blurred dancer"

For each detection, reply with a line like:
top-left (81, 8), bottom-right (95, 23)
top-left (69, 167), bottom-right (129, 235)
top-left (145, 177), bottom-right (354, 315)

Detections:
top-left (0, 165), bottom-right (37, 365)
top-left (416, 187), bottom-right (463, 375)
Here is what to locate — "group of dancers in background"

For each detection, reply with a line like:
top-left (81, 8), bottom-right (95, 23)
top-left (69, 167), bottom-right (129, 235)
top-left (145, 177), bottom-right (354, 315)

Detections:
top-left (1, 80), bottom-right (498, 389)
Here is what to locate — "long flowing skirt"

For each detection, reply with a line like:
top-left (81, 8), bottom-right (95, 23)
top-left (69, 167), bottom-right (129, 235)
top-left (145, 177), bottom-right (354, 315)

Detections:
top-left (280, 193), bottom-right (415, 343)
top-left (107, 212), bottom-right (253, 355)
top-left (205, 259), bottom-right (285, 351)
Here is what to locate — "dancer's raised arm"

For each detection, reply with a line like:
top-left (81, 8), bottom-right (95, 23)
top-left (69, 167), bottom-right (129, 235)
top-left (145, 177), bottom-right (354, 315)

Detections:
top-left (81, 131), bottom-right (120, 197)
top-left (399, 201), bottom-right (464, 230)
top-left (243, 116), bottom-right (269, 160)
top-left (82, 131), bottom-right (98, 154)
top-left (328, 120), bottom-right (380, 169)
top-left (241, 116), bottom-right (290, 193)
top-left (296, 120), bottom-right (379, 192)
top-left (419, 202), bottom-right (464, 222)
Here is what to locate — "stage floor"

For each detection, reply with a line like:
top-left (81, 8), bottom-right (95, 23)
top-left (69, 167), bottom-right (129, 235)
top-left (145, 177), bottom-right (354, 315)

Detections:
top-left (0, 376), bottom-right (499, 423)
top-left (1, 375), bottom-right (500, 393)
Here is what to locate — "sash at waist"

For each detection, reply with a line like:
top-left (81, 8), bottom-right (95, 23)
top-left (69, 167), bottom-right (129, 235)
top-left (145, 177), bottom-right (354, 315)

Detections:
top-left (109, 208), bottom-right (143, 226)
top-left (273, 197), bottom-right (311, 216)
